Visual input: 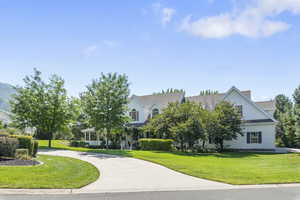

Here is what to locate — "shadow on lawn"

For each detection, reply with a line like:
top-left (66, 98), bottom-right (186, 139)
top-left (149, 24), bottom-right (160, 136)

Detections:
top-left (151, 150), bottom-right (279, 158)
top-left (40, 146), bottom-right (133, 157)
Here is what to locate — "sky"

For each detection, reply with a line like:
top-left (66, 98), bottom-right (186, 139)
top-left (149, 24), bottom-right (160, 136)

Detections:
top-left (0, 0), bottom-right (300, 101)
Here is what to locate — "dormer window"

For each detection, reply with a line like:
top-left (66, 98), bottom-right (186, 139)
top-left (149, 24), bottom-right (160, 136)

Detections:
top-left (129, 109), bottom-right (139, 121)
top-left (235, 105), bottom-right (243, 117)
top-left (152, 108), bottom-right (159, 118)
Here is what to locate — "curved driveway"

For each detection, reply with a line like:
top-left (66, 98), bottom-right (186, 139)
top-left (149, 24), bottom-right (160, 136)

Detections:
top-left (39, 149), bottom-right (230, 193)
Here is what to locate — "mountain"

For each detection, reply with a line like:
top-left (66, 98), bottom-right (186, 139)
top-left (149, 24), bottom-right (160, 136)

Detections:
top-left (0, 82), bottom-right (16, 112)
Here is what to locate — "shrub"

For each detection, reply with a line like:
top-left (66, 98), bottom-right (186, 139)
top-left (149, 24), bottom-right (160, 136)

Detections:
top-left (138, 138), bottom-right (174, 151)
top-left (32, 141), bottom-right (39, 157)
top-left (15, 149), bottom-right (29, 160)
top-left (0, 137), bottom-right (19, 157)
top-left (70, 140), bottom-right (88, 147)
top-left (10, 135), bottom-right (33, 156)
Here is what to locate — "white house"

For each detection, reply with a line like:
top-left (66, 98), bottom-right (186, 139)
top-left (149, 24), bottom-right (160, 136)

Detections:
top-left (127, 86), bottom-right (276, 150)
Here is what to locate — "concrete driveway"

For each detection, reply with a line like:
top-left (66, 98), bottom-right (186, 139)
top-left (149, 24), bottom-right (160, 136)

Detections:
top-left (39, 149), bottom-right (230, 193)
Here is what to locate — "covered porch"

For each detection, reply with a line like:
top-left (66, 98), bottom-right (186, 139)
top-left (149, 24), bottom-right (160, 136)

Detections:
top-left (82, 128), bottom-right (102, 146)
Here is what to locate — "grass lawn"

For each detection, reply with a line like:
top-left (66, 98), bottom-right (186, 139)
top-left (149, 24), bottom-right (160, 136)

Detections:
top-left (0, 155), bottom-right (99, 189)
top-left (39, 140), bottom-right (300, 185)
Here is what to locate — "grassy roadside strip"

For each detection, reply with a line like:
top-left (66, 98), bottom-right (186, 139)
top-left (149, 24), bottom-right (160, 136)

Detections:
top-left (0, 154), bottom-right (99, 189)
top-left (38, 140), bottom-right (300, 185)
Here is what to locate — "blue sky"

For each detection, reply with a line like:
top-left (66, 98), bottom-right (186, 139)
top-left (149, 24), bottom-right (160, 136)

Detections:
top-left (0, 0), bottom-right (300, 100)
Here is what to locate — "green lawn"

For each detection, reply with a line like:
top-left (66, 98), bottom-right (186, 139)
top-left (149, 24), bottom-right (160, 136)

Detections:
top-left (0, 155), bottom-right (99, 189)
top-left (39, 140), bottom-right (300, 185)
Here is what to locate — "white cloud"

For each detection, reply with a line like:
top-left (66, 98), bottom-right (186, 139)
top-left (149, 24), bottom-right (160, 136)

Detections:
top-left (103, 40), bottom-right (119, 48)
top-left (162, 8), bottom-right (176, 25)
top-left (180, 0), bottom-right (300, 38)
top-left (152, 2), bottom-right (176, 26)
top-left (82, 45), bottom-right (98, 57)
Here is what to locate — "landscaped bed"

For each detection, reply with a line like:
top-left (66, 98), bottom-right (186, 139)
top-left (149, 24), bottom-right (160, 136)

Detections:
top-left (0, 158), bottom-right (40, 166)
top-left (0, 155), bottom-right (99, 189)
top-left (39, 140), bottom-right (300, 185)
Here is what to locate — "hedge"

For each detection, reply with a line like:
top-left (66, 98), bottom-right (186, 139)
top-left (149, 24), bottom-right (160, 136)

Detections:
top-left (9, 135), bottom-right (38, 157)
top-left (0, 137), bottom-right (19, 157)
top-left (10, 135), bottom-right (33, 155)
top-left (138, 138), bottom-right (174, 151)
top-left (15, 149), bottom-right (29, 160)
top-left (70, 140), bottom-right (88, 147)
top-left (32, 140), bottom-right (39, 157)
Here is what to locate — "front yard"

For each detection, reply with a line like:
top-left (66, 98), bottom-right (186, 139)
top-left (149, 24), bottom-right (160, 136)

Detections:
top-left (0, 155), bottom-right (99, 189)
top-left (39, 140), bottom-right (300, 185)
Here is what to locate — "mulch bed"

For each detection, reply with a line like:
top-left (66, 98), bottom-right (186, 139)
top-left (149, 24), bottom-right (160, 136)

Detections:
top-left (0, 158), bottom-right (40, 166)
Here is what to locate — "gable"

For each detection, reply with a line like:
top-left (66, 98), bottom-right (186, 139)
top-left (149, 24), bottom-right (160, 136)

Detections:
top-left (223, 88), bottom-right (274, 121)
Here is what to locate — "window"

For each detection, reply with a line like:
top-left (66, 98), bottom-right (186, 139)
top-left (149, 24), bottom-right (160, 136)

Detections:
top-left (235, 105), bottom-right (243, 117)
top-left (129, 109), bottom-right (139, 121)
top-left (247, 132), bottom-right (262, 144)
top-left (152, 108), bottom-right (159, 118)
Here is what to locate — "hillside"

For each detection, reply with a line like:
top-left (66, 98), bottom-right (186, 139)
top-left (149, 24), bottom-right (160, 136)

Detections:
top-left (0, 82), bottom-right (16, 112)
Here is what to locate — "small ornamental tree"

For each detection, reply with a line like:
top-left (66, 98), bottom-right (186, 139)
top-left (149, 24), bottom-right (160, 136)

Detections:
top-left (212, 101), bottom-right (243, 152)
top-left (80, 73), bottom-right (130, 148)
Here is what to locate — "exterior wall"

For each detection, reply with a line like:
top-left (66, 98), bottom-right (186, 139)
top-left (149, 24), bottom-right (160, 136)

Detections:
top-left (127, 97), bottom-right (147, 123)
top-left (127, 97), bottom-right (163, 123)
top-left (224, 90), bottom-right (269, 120)
top-left (225, 122), bottom-right (276, 149)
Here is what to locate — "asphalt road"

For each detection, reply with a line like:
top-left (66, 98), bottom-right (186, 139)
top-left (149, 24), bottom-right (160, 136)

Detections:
top-left (1, 187), bottom-right (300, 200)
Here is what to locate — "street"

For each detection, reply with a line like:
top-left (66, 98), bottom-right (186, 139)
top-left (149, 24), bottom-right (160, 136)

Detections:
top-left (1, 187), bottom-right (300, 200)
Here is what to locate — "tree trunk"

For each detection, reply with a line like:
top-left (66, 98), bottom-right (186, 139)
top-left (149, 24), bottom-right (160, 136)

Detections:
top-left (180, 140), bottom-right (184, 152)
top-left (48, 139), bottom-right (52, 148)
top-left (219, 140), bottom-right (224, 152)
top-left (202, 140), bottom-right (205, 149)
top-left (48, 132), bottom-right (53, 148)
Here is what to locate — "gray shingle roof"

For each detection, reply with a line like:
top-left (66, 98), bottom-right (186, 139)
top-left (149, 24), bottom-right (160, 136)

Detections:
top-left (255, 100), bottom-right (275, 111)
top-left (186, 90), bottom-right (251, 110)
top-left (130, 93), bottom-right (185, 109)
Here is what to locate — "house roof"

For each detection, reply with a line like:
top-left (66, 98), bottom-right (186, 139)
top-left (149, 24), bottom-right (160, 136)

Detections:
top-left (255, 100), bottom-right (275, 111)
top-left (130, 93), bottom-right (185, 109)
top-left (186, 90), bottom-right (251, 110)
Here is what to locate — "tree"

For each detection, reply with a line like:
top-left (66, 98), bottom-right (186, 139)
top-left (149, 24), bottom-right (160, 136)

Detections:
top-left (143, 102), bottom-right (207, 151)
top-left (68, 97), bottom-right (89, 140)
top-left (274, 94), bottom-right (294, 147)
top-left (211, 101), bottom-right (243, 152)
top-left (10, 69), bottom-right (73, 147)
top-left (80, 73), bottom-right (130, 148)
top-left (199, 90), bottom-right (219, 96)
top-left (293, 86), bottom-right (300, 146)
top-left (153, 88), bottom-right (185, 95)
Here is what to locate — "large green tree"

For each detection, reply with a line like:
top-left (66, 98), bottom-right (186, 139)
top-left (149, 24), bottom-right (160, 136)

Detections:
top-left (143, 102), bottom-right (207, 151)
top-left (80, 73), bottom-right (130, 148)
top-left (10, 69), bottom-right (73, 147)
top-left (211, 101), bottom-right (243, 152)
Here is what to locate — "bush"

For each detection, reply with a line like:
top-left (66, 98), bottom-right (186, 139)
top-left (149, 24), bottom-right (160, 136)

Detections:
top-left (138, 138), bottom-right (174, 151)
top-left (15, 149), bottom-right (29, 160)
top-left (70, 140), bottom-right (88, 147)
top-left (32, 141), bottom-right (39, 157)
top-left (0, 137), bottom-right (19, 157)
top-left (10, 135), bottom-right (33, 156)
